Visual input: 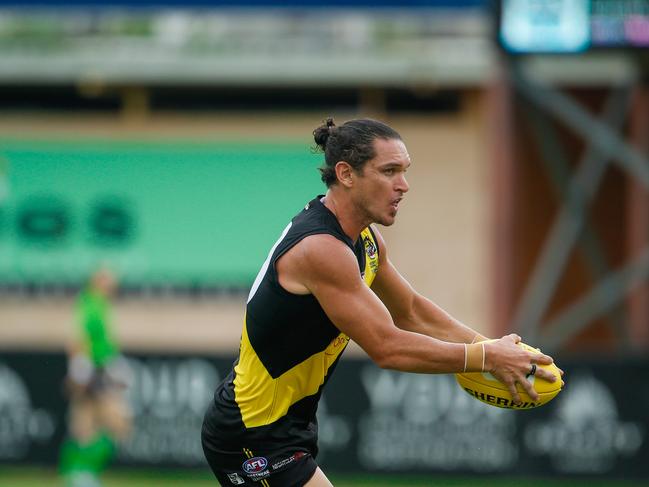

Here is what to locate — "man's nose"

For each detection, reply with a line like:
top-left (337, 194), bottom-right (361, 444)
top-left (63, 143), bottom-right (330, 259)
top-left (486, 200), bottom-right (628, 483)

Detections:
top-left (397, 173), bottom-right (409, 193)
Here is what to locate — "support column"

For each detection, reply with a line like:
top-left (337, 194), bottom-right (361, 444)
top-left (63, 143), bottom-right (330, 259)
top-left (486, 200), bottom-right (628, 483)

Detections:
top-left (628, 86), bottom-right (649, 351)
top-left (487, 64), bottom-right (516, 338)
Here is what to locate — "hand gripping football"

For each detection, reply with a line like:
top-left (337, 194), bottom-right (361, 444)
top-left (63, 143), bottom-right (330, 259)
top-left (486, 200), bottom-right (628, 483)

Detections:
top-left (455, 342), bottom-right (562, 409)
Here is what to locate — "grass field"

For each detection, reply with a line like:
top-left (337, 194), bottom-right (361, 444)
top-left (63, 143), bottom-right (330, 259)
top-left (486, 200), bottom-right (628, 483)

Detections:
top-left (0, 467), bottom-right (646, 487)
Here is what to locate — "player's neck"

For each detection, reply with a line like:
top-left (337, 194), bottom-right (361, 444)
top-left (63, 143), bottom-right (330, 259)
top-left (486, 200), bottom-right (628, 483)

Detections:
top-left (322, 190), bottom-right (369, 243)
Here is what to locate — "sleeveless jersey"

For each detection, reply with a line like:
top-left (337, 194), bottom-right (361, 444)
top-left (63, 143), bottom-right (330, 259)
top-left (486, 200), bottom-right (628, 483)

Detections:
top-left (202, 195), bottom-right (380, 456)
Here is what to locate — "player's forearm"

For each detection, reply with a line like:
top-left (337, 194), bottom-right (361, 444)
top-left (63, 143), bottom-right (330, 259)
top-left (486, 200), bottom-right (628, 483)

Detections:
top-left (373, 329), bottom-right (481, 374)
top-left (398, 294), bottom-right (487, 344)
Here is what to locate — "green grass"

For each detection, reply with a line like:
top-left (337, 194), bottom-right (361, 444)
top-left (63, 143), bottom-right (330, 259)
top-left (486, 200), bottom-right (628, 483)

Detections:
top-left (0, 467), bottom-right (645, 487)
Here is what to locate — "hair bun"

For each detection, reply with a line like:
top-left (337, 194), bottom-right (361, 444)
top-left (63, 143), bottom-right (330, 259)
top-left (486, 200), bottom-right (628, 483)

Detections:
top-left (313, 117), bottom-right (336, 151)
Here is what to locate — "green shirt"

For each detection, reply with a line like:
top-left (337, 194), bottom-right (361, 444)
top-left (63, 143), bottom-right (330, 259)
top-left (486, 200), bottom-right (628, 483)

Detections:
top-left (76, 289), bottom-right (118, 367)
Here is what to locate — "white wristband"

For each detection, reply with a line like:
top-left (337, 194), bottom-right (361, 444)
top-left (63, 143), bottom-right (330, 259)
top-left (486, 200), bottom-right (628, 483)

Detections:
top-left (463, 343), bottom-right (468, 373)
top-left (481, 342), bottom-right (485, 372)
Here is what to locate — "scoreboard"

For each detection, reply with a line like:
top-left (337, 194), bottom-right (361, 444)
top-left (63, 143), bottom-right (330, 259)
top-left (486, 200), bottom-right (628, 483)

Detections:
top-left (499, 0), bottom-right (649, 54)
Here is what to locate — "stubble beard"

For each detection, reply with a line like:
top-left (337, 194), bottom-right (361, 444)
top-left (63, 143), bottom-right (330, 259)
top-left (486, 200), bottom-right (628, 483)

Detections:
top-left (355, 191), bottom-right (397, 228)
top-left (368, 206), bottom-right (397, 227)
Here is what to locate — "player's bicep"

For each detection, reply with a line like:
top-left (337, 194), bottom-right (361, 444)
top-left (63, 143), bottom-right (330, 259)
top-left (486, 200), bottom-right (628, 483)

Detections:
top-left (298, 236), bottom-right (399, 361)
top-left (369, 227), bottom-right (419, 327)
top-left (372, 258), bottom-right (417, 314)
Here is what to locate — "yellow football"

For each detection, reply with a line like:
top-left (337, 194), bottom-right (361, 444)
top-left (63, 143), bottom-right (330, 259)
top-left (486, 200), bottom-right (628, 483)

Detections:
top-left (455, 342), bottom-right (562, 409)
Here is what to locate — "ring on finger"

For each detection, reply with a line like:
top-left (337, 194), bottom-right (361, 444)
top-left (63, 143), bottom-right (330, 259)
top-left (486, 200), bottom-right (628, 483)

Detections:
top-left (526, 363), bottom-right (537, 378)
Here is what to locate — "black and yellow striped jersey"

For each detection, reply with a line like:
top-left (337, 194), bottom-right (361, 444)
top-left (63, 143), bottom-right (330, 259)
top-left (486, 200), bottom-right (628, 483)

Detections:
top-left (203, 195), bottom-right (380, 457)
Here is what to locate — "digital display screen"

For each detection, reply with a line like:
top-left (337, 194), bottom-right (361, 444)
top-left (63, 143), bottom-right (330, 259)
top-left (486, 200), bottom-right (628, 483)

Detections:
top-left (591, 0), bottom-right (649, 47)
top-left (499, 0), bottom-right (649, 53)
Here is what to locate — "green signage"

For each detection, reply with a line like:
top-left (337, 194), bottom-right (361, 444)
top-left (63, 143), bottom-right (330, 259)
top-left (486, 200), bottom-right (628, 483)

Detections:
top-left (0, 139), bottom-right (323, 287)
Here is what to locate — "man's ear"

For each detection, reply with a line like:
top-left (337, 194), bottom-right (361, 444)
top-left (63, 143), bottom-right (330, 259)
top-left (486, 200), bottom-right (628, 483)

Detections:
top-left (335, 161), bottom-right (354, 188)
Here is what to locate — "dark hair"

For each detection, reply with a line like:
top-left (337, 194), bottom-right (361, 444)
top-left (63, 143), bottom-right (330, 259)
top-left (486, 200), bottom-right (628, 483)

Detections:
top-left (313, 117), bottom-right (402, 187)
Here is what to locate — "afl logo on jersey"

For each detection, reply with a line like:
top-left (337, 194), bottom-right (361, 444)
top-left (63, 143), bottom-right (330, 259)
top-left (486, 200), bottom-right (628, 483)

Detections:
top-left (242, 457), bottom-right (268, 474)
top-left (363, 235), bottom-right (377, 258)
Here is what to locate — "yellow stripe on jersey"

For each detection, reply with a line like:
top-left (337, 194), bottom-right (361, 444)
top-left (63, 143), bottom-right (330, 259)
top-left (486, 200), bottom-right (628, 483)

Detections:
top-left (234, 227), bottom-right (379, 428)
top-left (234, 316), bottom-right (349, 428)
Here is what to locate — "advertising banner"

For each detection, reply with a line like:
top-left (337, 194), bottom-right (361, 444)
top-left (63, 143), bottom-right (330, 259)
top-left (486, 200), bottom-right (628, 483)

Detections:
top-left (320, 358), bottom-right (648, 478)
top-left (1, 351), bottom-right (647, 480)
top-left (0, 352), bottom-right (67, 463)
top-left (0, 140), bottom-right (322, 288)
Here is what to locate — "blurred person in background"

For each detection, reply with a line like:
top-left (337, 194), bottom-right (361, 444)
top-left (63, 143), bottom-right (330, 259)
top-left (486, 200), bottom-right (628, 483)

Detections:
top-left (59, 268), bottom-right (132, 487)
top-left (201, 118), bottom-right (559, 486)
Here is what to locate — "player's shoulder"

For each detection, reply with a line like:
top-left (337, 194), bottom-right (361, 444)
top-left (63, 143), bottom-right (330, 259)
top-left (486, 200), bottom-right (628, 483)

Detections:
top-left (276, 233), bottom-right (358, 294)
top-left (290, 233), bottom-right (358, 276)
top-left (297, 233), bottom-right (352, 259)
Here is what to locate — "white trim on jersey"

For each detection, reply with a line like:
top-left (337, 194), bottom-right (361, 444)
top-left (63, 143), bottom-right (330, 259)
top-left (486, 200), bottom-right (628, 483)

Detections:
top-left (247, 222), bottom-right (293, 303)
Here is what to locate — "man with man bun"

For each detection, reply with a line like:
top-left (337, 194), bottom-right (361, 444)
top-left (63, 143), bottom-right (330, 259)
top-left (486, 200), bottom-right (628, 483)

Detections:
top-left (202, 118), bottom-right (558, 486)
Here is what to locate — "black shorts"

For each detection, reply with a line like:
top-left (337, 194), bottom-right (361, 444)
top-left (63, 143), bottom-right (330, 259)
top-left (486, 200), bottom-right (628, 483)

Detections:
top-left (202, 441), bottom-right (317, 487)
